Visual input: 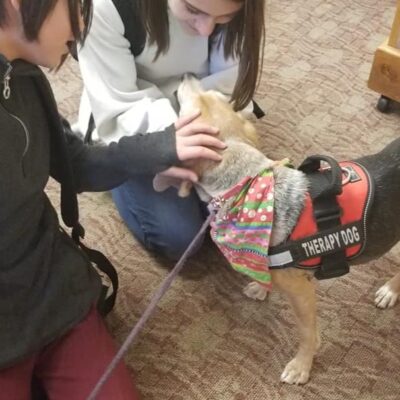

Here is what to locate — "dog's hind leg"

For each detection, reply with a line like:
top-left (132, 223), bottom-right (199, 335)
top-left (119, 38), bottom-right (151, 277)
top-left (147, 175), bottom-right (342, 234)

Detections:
top-left (243, 281), bottom-right (269, 300)
top-left (271, 268), bottom-right (319, 385)
top-left (375, 271), bottom-right (400, 309)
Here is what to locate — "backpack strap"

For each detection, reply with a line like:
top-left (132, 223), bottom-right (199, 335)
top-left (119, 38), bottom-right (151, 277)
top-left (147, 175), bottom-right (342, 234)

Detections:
top-left (37, 27), bottom-right (120, 317)
top-left (57, 115), bottom-right (119, 315)
top-left (111, 0), bottom-right (146, 57)
top-left (72, 225), bottom-right (119, 315)
top-left (252, 100), bottom-right (265, 119)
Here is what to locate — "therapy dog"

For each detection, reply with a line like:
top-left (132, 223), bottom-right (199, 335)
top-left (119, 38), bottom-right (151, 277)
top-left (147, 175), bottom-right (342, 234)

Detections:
top-left (158, 75), bottom-right (400, 384)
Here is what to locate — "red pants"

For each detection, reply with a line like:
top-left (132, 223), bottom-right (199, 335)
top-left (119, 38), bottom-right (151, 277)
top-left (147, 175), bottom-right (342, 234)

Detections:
top-left (0, 307), bottom-right (140, 400)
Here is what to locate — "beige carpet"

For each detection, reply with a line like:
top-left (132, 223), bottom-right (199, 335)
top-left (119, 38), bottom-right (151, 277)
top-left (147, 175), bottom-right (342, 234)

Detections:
top-left (46, 0), bottom-right (400, 398)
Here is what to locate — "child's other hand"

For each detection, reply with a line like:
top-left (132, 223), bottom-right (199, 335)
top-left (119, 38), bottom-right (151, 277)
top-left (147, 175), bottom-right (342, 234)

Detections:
top-left (174, 111), bottom-right (226, 163)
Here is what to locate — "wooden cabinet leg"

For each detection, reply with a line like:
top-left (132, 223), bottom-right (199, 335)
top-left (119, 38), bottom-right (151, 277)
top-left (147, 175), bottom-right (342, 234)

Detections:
top-left (368, 2), bottom-right (400, 109)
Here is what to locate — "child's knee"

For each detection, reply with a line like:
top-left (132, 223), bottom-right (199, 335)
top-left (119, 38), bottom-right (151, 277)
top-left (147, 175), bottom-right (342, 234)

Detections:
top-left (152, 223), bottom-right (206, 261)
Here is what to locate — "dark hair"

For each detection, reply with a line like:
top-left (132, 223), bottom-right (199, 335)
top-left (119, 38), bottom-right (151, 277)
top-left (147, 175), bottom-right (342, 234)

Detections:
top-left (0, 0), bottom-right (92, 43)
top-left (137, 0), bottom-right (265, 111)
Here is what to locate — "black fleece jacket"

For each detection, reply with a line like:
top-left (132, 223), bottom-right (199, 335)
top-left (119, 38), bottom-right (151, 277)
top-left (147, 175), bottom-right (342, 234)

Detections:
top-left (0, 54), bottom-right (178, 368)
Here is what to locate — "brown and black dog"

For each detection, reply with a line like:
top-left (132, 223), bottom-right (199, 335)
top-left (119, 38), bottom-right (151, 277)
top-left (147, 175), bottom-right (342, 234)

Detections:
top-left (157, 75), bottom-right (400, 384)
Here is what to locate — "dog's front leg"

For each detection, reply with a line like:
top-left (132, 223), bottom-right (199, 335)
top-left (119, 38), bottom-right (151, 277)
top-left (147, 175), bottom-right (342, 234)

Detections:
top-left (271, 269), bottom-right (319, 385)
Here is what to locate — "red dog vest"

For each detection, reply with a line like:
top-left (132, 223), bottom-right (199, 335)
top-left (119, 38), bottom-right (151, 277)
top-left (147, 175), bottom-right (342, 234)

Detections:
top-left (268, 161), bottom-right (374, 273)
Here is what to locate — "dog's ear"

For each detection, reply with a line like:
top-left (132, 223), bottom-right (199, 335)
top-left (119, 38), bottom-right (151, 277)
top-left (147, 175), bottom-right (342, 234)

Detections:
top-left (153, 175), bottom-right (194, 197)
top-left (152, 174), bottom-right (182, 192)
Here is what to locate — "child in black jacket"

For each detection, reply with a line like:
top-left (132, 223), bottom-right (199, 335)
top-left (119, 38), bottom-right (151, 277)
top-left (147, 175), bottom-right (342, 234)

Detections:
top-left (0, 0), bottom-right (224, 398)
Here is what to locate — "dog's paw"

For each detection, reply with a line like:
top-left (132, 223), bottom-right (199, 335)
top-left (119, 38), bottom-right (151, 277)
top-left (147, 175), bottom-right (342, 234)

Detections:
top-left (375, 284), bottom-right (399, 309)
top-left (243, 282), bottom-right (268, 301)
top-left (280, 358), bottom-right (311, 385)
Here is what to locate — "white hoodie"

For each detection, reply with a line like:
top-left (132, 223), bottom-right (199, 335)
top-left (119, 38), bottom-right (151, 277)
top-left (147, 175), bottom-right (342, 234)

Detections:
top-left (76, 0), bottom-right (243, 144)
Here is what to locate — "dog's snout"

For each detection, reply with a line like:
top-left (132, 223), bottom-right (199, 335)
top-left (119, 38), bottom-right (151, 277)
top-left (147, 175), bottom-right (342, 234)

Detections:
top-left (181, 72), bottom-right (197, 82)
top-left (177, 74), bottom-right (204, 111)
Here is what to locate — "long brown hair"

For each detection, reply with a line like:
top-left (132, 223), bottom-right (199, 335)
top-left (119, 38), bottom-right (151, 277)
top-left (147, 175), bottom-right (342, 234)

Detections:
top-left (0, 0), bottom-right (92, 44)
top-left (137, 0), bottom-right (265, 111)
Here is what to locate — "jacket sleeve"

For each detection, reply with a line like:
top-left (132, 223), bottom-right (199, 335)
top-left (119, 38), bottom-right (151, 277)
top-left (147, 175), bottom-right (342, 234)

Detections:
top-left (62, 120), bottom-right (179, 193)
top-left (77, 0), bottom-right (177, 144)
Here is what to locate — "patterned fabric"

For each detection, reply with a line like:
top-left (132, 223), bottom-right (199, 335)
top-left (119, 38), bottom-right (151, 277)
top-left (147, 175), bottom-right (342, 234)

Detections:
top-left (210, 169), bottom-right (275, 289)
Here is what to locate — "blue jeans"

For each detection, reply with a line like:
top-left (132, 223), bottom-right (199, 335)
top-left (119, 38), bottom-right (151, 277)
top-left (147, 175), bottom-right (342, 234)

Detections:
top-left (111, 177), bottom-right (208, 260)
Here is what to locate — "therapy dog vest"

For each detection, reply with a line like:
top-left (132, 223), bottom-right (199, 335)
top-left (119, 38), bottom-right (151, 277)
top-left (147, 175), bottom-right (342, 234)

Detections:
top-left (210, 156), bottom-right (374, 287)
top-left (269, 159), bottom-right (374, 276)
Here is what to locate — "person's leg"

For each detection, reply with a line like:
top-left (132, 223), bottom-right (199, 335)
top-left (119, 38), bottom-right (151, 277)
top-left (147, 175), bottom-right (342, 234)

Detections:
top-left (0, 355), bottom-right (36, 400)
top-left (112, 177), bottom-right (208, 260)
top-left (35, 307), bottom-right (140, 400)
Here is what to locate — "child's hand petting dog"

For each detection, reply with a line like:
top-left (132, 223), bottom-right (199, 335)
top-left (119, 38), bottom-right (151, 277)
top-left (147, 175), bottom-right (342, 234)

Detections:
top-left (153, 111), bottom-right (226, 197)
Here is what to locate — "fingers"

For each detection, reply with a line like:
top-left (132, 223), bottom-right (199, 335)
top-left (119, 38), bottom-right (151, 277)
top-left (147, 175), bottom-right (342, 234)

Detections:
top-left (177, 122), bottom-right (219, 137)
top-left (178, 146), bottom-right (224, 162)
top-left (174, 111), bottom-right (225, 164)
top-left (179, 134), bottom-right (227, 149)
top-left (176, 134), bottom-right (227, 162)
top-left (175, 110), bottom-right (201, 130)
top-left (158, 166), bottom-right (199, 183)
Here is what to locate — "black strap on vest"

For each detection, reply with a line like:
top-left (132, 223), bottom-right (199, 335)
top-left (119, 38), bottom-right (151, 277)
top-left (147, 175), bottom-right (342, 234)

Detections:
top-left (267, 220), bottom-right (363, 269)
top-left (299, 155), bottom-right (349, 279)
top-left (269, 155), bottom-right (351, 279)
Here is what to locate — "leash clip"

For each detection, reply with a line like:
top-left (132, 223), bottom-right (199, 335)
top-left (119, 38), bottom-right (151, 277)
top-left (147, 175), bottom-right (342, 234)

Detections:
top-left (209, 196), bottom-right (225, 211)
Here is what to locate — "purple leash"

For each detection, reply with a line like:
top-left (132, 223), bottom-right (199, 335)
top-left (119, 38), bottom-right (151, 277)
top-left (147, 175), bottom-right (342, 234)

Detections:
top-left (86, 209), bottom-right (216, 400)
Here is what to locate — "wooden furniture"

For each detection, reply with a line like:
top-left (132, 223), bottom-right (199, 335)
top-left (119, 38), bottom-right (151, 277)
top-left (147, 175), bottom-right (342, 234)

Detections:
top-left (368, 0), bottom-right (400, 112)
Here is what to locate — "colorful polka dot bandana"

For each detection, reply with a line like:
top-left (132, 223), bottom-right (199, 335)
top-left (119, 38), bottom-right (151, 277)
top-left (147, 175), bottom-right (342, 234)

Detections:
top-left (210, 169), bottom-right (275, 289)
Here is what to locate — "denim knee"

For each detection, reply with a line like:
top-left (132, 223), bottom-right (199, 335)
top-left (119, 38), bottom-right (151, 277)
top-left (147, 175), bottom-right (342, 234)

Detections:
top-left (156, 220), bottom-right (207, 260)
top-left (111, 179), bottom-right (208, 261)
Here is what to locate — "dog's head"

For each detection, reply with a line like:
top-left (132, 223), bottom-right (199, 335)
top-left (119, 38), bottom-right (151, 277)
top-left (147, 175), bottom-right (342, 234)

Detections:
top-left (175, 75), bottom-right (274, 201)
top-left (177, 74), bottom-right (258, 146)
